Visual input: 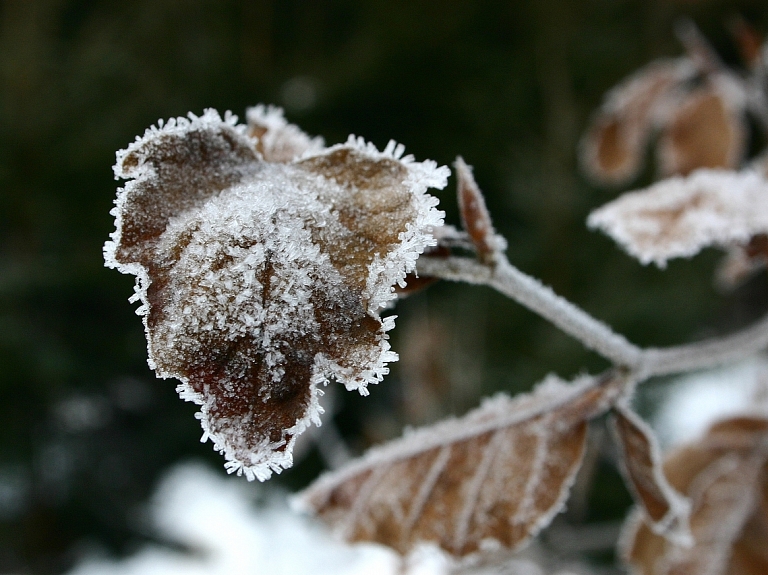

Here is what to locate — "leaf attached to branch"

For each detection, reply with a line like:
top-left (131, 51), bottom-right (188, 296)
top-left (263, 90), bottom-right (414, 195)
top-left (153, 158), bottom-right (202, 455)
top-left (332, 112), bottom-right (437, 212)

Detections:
top-left (104, 108), bottom-right (448, 481)
top-left (298, 372), bottom-right (624, 558)
top-left (611, 403), bottom-right (692, 546)
top-left (454, 157), bottom-right (506, 264)
top-left (622, 416), bottom-right (768, 575)
top-left (579, 59), bottom-right (694, 186)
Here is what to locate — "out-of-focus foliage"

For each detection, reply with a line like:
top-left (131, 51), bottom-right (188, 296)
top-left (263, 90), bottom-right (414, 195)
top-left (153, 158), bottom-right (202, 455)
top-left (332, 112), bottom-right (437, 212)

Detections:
top-left (1, 1), bottom-right (767, 573)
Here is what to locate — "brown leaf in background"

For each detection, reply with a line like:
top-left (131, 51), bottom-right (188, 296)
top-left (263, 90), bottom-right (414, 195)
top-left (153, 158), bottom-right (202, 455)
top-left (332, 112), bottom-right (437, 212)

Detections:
top-left (611, 404), bottom-right (691, 545)
top-left (298, 372), bottom-right (624, 558)
top-left (657, 83), bottom-right (746, 177)
top-left (580, 59), bottom-right (693, 186)
top-left (729, 16), bottom-right (764, 69)
top-left (105, 110), bottom-right (448, 481)
top-left (587, 169), bottom-right (768, 268)
top-left (455, 157), bottom-right (505, 264)
top-left (623, 416), bottom-right (768, 575)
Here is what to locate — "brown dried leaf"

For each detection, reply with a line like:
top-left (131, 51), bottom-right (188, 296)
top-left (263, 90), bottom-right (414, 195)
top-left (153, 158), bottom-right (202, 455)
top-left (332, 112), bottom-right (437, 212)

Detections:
top-left (657, 82), bottom-right (746, 177)
top-left (611, 404), bottom-right (691, 545)
top-left (245, 104), bottom-right (325, 162)
top-left (580, 59), bottom-right (693, 186)
top-left (587, 169), bottom-right (768, 267)
top-left (104, 110), bottom-right (448, 481)
top-left (622, 416), bottom-right (768, 575)
top-left (298, 372), bottom-right (624, 558)
top-left (455, 157), bottom-right (505, 264)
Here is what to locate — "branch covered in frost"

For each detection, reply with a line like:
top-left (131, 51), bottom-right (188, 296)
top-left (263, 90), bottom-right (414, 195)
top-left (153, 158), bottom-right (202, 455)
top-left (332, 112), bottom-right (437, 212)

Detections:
top-left (418, 254), bottom-right (768, 380)
top-left (640, 310), bottom-right (768, 377)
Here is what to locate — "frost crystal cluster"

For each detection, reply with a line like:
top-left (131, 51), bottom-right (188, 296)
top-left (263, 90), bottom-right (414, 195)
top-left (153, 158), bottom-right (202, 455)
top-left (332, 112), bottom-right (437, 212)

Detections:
top-left (104, 107), bottom-right (448, 481)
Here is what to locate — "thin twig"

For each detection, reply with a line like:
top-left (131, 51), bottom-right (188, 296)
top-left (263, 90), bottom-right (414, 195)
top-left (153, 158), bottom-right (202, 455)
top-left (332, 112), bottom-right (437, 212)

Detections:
top-left (675, 18), bottom-right (724, 76)
top-left (417, 255), bottom-right (768, 380)
top-left (416, 255), bottom-right (643, 367)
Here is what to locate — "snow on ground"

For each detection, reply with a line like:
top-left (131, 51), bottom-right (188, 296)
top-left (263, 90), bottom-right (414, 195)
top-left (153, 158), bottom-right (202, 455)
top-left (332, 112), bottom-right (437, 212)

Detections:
top-left (65, 463), bottom-right (450, 575)
top-left (653, 355), bottom-right (768, 448)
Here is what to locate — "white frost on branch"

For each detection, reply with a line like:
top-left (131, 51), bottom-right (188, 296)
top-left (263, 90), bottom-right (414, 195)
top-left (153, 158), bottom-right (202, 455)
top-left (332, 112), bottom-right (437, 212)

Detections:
top-left (588, 169), bottom-right (768, 267)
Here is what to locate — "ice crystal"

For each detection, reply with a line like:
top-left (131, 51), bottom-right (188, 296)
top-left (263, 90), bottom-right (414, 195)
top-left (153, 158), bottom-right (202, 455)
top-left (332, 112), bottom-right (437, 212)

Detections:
top-left (104, 108), bottom-right (448, 481)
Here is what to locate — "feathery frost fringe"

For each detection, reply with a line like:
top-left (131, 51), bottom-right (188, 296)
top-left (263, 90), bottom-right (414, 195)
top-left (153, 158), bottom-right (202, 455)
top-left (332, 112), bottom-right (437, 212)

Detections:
top-left (105, 108), bottom-right (448, 481)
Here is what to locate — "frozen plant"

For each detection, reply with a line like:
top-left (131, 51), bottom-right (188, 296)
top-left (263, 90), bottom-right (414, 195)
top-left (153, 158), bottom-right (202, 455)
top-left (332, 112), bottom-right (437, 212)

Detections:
top-left (106, 21), bottom-right (768, 575)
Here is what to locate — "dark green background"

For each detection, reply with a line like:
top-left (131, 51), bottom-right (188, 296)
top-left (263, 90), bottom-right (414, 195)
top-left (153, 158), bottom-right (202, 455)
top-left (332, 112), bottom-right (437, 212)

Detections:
top-left (2, 1), bottom-right (767, 572)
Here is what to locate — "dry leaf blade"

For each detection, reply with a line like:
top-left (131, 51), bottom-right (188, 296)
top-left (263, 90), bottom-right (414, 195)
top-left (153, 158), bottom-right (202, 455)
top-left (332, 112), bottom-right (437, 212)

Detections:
top-left (588, 169), bottom-right (768, 267)
top-left (454, 157), bottom-right (505, 263)
top-left (105, 109), bottom-right (448, 481)
top-left (580, 58), bottom-right (694, 185)
top-left (623, 416), bottom-right (768, 575)
top-left (611, 404), bottom-right (691, 545)
top-left (299, 372), bottom-right (624, 557)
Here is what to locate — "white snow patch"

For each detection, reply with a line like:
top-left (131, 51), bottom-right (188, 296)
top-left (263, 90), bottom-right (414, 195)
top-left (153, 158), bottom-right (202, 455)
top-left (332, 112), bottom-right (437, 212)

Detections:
top-left (65, 463), bottom-right (451, 575)
top-left (653, 356), bottom-right (768, 447)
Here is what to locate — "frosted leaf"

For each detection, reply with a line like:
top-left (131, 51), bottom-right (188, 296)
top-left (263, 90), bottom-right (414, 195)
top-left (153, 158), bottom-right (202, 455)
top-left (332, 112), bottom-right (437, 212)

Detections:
top-left (246, 104), bottom-right (325, 162)
top-left (656, 78), bottom-right (746, 178)
top-left (580, 40), bottom-right (749, 186)
top-left (297, 372), bottom-right (625, 558)
top-left (579, 59), bottom-right (695, 186)
top-left (611, 404), bottom-right (692, 546)
top-left (455, 157), bottom-right (506, 264)
top-left (587, 169), bottom-right (768, 267)
top-left (104, 109), bottom-right (448, 481)
top-left (622, 416), bottom-right (768, 575)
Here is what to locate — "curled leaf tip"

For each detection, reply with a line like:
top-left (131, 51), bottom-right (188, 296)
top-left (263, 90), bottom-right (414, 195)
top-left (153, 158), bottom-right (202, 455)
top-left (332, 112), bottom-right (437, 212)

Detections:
top-left (454, 157), bottom-right (506, 264)
top-left (105, 107), bottom-right (448, 481)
